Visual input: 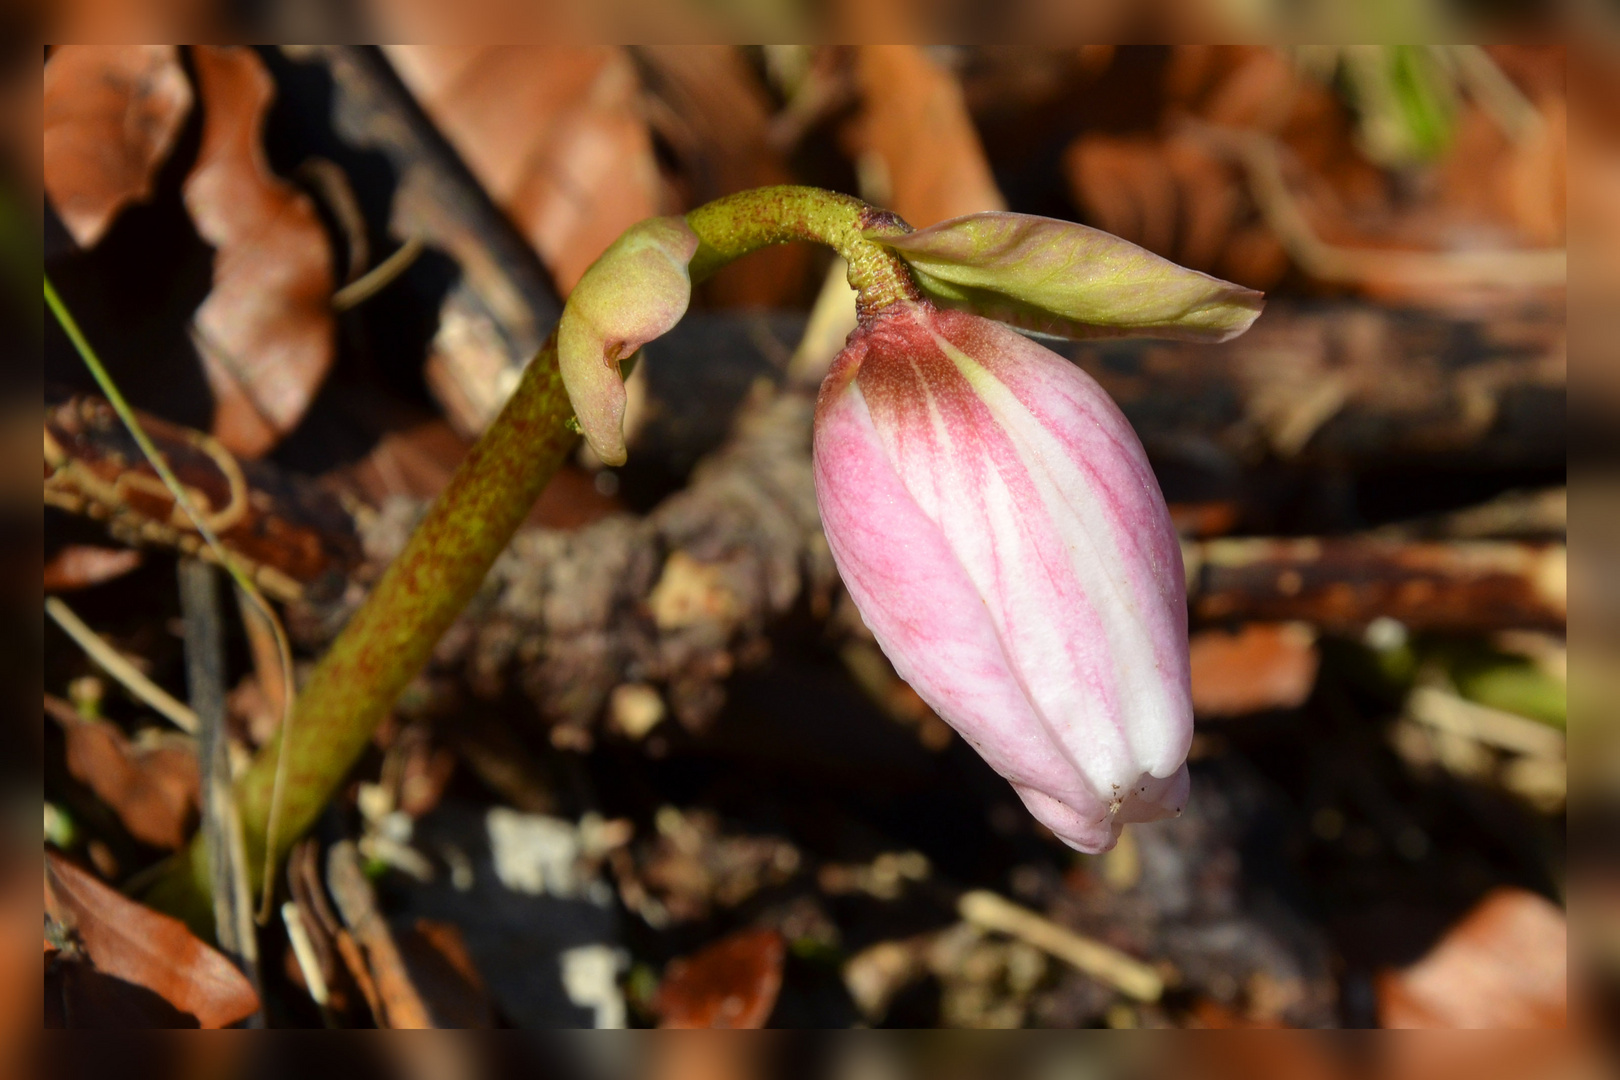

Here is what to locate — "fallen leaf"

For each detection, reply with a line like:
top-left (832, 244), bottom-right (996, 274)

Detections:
top-left (1377, 887), bottom-right (1567, 1028)
top-left (47, 696), bottom-right (200, 849)
top-left (1065, 132), bottom-right (1289, 291)
top-left (383, 45), bottom-right (661, 294)
top-left (43, 45), bottom-right (193, 248)
top-left (44, 852), bottom-right (259, 1028)
top-left (654, 927), bottom-right (785, 1029)
top-left (1436, 99), bottom-right (1567, 249)
top-left (847, 44), bottom-right (1006, 226)
top-left (1188, 623), bottom-right (1320, 718)
top-left (1168, 501), bottom-right (1240, 538)
top-left (43, 544), bottom-right (144, 592)
top-left (184, 45), bottom-right (335, 460)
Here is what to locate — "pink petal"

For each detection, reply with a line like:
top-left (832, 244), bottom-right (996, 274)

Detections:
top-left (814, 362), bottom-right (1117, 850)
top-left (813, 303), bottom-right (1194, 851)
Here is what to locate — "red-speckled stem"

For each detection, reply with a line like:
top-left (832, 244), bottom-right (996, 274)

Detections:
top-left (156, 332), bottom-right (575, 922)
top-left (685, 186), bottom-right (921, 319)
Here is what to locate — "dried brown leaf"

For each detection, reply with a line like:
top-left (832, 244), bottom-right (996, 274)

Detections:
top-left (43, 45), bottom-right (193, 248)
top-left (1377, 887), bottom-right (1567, 1028)
top-left (44, 852), bottom-right (259, 1028)
top-left (849, 45), bottom-right (1005, 226)
top-left (1188, 623), bottom-right (1320, 718)
top-left (1067, 136), bottom-right (1179, 259)
top-left (184, 45), bottom-right (335, 460)
top-left (384, 45), bottom-right (662, 294)
top-left (1065, 132), bottom-right (1286, 289)
top-left (655, 927), bottom-right (785, 1029)
top-left (47, 696), bottom-right (200, 849)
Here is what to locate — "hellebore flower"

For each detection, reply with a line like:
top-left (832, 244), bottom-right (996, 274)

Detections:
top-left (817, 217), bottom-right (1262, 853)
top-left (815, 301), bottom-right (1203, 851)
top-left (555, 191), bottom-right (1264, 853)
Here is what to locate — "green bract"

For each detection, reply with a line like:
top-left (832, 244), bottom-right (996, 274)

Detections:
top-left (558, 216), bottom-right (699, 465)
top-left (865, 212), bottom-right (1265, 343)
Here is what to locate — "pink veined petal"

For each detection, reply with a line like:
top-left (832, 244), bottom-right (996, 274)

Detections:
top-left (813, 359), bottom-right (1118, 851)
top-left (849, 306), bottom-right (1191, 805)
top-left (929, 311), bottom-right (1194, 782)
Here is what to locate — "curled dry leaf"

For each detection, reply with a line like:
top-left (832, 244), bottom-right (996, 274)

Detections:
top-left (47, 696), bottom-right (200, 849)
top-left (654, 927), bottom-right (785, 1029)
top-left (43, 46), bottom-right (193, 248)
top-left (44, 851), bottom-right (260, 1028)
top-left (383, 45), bottom-right (662, 294)
top-left (184, 45), bottom-right (335, 460)
top-left (1377, 887), bottom-right (1566, 1028)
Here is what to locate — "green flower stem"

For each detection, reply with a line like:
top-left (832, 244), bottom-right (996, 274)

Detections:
top-left (159, 332), bottom-right (576, 916)
top-left (684, 186), bottom-right (920, 316)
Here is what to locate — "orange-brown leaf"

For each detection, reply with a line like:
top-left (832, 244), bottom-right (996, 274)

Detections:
top-left (1189, 623), bottom-right (1320, 718)
top-left (655, 927), bottom-right (785, 1029)
top-left (1377, 887), bottom-right (1566, 1028)
top-left (43, 45), bottom-right (193, 248)
top-left (44, 852), bottom-right (259, 1028)
top-left (184, 45), bottom-right (335, 460)
top-left (52, 702), bottom-right (199, 850)
top-left (384, 45), bottom-right (662, 294)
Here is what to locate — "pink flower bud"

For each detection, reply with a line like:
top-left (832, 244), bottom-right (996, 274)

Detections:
top-left (813, 301), bottom-right (1193, 853)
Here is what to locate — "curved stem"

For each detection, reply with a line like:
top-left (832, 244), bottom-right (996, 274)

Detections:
top-left (244, 333), bottom-right (574, 874)
top-left (684, 186), bottom-right (921, 317)
top-left (151, 332), bottom-right (577, 923)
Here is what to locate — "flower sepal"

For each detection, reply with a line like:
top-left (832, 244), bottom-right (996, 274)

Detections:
top-left (866, 211), bottom-right (1264, 343)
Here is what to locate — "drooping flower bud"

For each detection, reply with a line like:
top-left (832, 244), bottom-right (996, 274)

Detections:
top-left (813, 301), bottom-right (1197, 853)
top-left (558, 216), bottom-right (699, 465)
top-left (553, 192), bottom-right (1263, 853)
top-left (868, 212), bottom-right (1264, 343)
